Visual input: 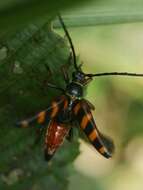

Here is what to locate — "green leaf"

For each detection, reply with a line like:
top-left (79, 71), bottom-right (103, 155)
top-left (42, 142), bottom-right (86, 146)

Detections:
top-left (0, 21), bottom-right (79, 189)
top-left (0, 0), bottom-right (92, 37)
top-left (54, 0), bottom-right (143, 28)
top-left (2, 0), bottom-right (143, 38)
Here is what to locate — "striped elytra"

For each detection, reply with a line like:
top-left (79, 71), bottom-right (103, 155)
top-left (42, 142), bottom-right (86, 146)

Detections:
top-left (16, 15), bottom-right (115, 162)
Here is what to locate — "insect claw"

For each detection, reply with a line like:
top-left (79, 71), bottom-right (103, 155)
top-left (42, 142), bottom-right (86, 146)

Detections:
top-left (44, 152), bottom-right (54, 162)
top-left (15, 120), bottom-right (29, 128)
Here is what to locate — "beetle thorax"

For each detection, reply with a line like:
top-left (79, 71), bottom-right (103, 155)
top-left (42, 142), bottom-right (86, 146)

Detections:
top-left (66, 82), bottom-right (83, 100)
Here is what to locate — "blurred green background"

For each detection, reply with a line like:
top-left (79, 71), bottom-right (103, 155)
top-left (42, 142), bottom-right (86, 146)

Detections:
top-left (66, 23), bottom-right (143, 190)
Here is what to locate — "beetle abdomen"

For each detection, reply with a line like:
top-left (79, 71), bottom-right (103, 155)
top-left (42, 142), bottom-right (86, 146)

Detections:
top-left (44, 120), bottom-right (70, 161)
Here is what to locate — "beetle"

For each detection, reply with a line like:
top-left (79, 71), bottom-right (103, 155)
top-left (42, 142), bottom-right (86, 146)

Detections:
top-left (17, 14), bottom-right (143, 161)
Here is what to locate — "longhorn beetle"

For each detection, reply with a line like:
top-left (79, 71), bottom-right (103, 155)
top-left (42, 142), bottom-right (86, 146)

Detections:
top-left (17, 14), bottom-right (143, 161)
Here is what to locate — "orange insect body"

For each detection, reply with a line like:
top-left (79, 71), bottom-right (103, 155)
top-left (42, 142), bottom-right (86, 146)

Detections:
top-left (17, 95), bottom-right (114, 161)
top-left (16, 15), bottom-right (115, 162)
top-left (45, 120), bottom-right (70, 161)
top-left (16, 14), bottom-right (143, 162)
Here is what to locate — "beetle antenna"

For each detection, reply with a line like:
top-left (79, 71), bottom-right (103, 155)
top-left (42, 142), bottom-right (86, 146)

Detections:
top-left (58, 14), bottom-right (79, 72)
top-left (86, 72), bottom-right (143, 78)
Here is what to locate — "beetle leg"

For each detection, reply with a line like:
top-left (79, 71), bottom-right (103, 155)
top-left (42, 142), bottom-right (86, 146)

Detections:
top-left (16, 95), bottom-right (67, 128)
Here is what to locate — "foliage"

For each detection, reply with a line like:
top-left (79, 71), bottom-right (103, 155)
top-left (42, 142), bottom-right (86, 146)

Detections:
top-left (1, 0), bottom-right (143, 37)
top-left (0, 0), bottom-right (92, 37)
top-left (0, 22), bottom-right (79, 189)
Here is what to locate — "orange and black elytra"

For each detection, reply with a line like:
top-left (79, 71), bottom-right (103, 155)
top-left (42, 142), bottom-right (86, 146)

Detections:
top-left (17, 14), bottom-right (143, 161)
